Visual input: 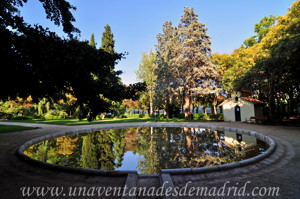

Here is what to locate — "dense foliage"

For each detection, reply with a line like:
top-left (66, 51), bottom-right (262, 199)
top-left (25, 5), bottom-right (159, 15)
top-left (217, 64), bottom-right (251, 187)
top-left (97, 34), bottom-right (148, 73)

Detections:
top-left (0, 0), bottom-right (125, 120)
top-left (136, 50), bottom-right (157, 115)
top-left (213, 1), bottom-right (300, 118)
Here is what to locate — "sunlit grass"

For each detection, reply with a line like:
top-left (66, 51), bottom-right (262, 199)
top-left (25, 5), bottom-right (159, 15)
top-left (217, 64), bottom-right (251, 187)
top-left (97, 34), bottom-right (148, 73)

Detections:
top-left (0, 116), bottom-right (213, 126)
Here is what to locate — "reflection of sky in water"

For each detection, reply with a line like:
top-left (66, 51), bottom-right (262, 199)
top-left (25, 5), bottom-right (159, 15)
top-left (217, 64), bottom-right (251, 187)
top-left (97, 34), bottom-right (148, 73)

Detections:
top-left (116, 151), bottom-right (139, 171)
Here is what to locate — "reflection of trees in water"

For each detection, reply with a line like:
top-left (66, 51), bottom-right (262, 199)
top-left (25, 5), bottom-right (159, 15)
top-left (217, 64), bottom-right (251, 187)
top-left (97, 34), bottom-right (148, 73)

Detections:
top-left (24, 135), bottom-right (82, 167)
top-left (136, 127), bottom-right (159, 174)
top-left (82, 133), bottom-right (100, 169)
top-left (142, 128), bottom-right (236, 171)
top-left (82, 131), bottom-right (116, 170)
top-left (24, 127), bottom-right (267, 173)
top-left (109, 129), bottom-right (126, 168)
top-left (82, 129), bottom-right (127, 170)
top-left (25, 130), bottom-right (127, 171)
top-left (56, 136), bottom-right (79, 155)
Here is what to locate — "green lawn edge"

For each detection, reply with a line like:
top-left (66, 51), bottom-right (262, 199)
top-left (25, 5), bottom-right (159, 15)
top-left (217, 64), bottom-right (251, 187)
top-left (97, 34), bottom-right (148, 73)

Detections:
top-left (0, 117), bottom-right (215, 126)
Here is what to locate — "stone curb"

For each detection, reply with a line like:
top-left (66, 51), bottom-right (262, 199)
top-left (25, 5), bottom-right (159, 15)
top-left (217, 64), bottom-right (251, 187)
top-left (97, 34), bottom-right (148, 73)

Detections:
top-left (159, 173), bottom-right (179, 199)
top-left (17, 122), bottom-right (276, 176)
top-left (121, 173), bottom-right (138, 199)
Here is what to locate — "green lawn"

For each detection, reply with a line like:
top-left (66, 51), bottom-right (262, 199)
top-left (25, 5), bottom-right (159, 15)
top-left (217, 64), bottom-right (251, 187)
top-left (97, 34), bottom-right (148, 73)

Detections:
top-left (0, 117), bottom-right (213, 126)
top-left (0, 124), bottom-right (37, 133)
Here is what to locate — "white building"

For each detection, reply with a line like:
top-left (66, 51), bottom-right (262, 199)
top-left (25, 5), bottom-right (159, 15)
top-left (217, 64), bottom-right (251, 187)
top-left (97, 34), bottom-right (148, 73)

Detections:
top-left (220, 91), bottom-right (264, 122)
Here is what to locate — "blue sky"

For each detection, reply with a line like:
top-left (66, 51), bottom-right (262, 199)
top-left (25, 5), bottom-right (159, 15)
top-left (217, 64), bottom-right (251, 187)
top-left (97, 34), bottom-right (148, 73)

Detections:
top-left (19, 0), bottom-right (295, 85)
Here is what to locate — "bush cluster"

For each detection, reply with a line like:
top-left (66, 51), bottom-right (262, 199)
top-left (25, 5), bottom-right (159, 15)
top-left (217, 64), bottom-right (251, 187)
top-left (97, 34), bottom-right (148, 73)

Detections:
top-left (192, 113), bottom-right (224, 121)
top-left (44, 110), bottom-right (68, 120)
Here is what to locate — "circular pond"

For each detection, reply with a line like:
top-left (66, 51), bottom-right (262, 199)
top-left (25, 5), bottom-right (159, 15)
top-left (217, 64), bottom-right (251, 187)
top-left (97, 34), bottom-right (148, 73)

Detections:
top-left (22, 126), bottom-right (271, 174)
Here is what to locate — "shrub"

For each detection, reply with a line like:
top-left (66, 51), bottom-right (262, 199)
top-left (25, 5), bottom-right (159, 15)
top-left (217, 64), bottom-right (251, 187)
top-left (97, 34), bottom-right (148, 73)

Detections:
top-left (12, 115), bottom-right (44, 120)
top-left (114, 114), bottom-right (127, 119)
top-left (44, 110), bottom-right (68, 120)
top-left (74, 106), bottom-right (86, 120)
top-left (138, 113), bottom-right (145, 118)
top-left (12, 116), bottom-right (30, 120)
top-left (23, 107), bottom-right (36, 116)
top-left (209, 113), bottom-right (224, 121)
top-left (158, 114), bottom-right (165, 119)
top-left (0, 112), bottom-right (12, 119)
top-left (126, 114), bottom-right (144, 119)
top-left (178, 113), bottom-right (185, 119)
top-left (193, 113), bottom-right (208, 120)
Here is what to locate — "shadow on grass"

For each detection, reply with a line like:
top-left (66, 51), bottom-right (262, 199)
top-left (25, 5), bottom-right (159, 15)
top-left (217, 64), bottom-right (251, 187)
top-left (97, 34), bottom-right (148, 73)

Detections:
top-left (0, 124), bottom-right (37, 133)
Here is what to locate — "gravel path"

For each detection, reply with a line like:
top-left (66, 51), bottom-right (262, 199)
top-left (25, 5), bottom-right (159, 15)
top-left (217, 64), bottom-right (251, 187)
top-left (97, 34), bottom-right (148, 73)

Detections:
top-left (0, 121), bottom-right (299, 198)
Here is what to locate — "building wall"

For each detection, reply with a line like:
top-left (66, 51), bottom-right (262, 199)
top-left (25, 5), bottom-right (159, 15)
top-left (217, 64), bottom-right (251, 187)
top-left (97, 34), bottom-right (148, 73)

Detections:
top-left (240, 99), bottom-right (255, 122)
top-left (224, 131), bottom-right (257, 158)
top-left (223, 102), bottom-right (235, 122)
top-left (222, 99), bottom-right (255, 122)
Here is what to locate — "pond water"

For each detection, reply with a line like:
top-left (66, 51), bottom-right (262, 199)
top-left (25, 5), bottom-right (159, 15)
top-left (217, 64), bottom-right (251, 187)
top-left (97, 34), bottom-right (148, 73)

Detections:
top-left (24, 127), bottom-right (269, 174)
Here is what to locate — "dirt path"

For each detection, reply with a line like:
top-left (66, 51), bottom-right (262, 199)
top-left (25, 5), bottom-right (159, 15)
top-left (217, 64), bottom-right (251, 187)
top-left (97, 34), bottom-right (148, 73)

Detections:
top-left (0, 122), bottom-right (299, 198)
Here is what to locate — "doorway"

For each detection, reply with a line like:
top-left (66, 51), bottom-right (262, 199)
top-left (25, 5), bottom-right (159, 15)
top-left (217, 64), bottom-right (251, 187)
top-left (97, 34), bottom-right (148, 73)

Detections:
top-left (235, 105), bottom-right (241, 121)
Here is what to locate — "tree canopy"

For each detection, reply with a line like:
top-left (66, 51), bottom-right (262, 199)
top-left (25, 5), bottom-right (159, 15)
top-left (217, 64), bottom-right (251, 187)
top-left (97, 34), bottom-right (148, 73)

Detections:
top-left (213, 0), bottom-right (300, 118)
top-left (236, 1), bottom-right (300, 117)
top-left (154, 7), bottom-right (220, 119)
top-left (136, 50), bottom-right (157, 115)
top-left (100, 24), bottom-right (115, 54)
top-left (0, 0), bottom-right (125, 120)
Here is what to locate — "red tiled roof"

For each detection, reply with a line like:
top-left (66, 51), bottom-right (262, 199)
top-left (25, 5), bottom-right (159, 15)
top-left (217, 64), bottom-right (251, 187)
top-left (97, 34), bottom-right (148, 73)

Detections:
top-left (241, 97), bottom-right (264, 104)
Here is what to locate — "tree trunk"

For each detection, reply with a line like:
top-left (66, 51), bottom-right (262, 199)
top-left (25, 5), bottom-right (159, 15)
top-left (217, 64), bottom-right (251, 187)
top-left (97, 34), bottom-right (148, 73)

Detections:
top-left (213, 98), bottom-right (217, 115)
top-left (269, 93), bottom-right (275, 118)
top-left (184, 95), bottom-right (191, 120)
top-left (149, 87), bottom-right (153, 116)
top-left (191, 104), bottom-right (195, 114)
top-left (289, 90), bottom-right (294, 117)
top-left (165, 97), bottom-right (170, 119)
top-left (150, 100), bottom-right (153, 116)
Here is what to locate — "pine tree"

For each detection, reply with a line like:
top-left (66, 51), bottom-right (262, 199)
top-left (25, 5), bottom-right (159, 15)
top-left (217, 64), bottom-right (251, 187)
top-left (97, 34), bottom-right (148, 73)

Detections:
top-left (172, 7), bottom-right (220, 119)
top-left (100, 24), bottom-right (115, 54)
top-left (155, 21), bottom-right (178, 118)
top-left (89, 33), bottom-right (96, 48)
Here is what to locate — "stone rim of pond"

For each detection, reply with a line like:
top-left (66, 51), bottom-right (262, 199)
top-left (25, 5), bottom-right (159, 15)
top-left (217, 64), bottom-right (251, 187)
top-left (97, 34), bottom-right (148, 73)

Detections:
top-left (17, 123), bottom-right (276, 176)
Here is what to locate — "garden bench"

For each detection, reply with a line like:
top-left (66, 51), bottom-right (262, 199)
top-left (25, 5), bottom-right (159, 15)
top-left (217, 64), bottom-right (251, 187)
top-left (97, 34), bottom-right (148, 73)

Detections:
top-left (250, 116), bottom-right (267, 123)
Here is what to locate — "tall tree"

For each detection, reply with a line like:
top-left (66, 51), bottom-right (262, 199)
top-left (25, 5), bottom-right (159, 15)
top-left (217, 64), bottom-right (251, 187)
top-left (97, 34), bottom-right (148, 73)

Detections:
top-left (100, 24), bottom-right (115, 54)
top-left (136, 50), bottom-right (157, 115)
top-left (89, 33), bottom-right (96, 48)
top-left (171, 7), bottom-right (219, 119)
top-left (155, 21), bottom-right (178, 118)
top-left (97, 24), bottom-right (124, 108)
